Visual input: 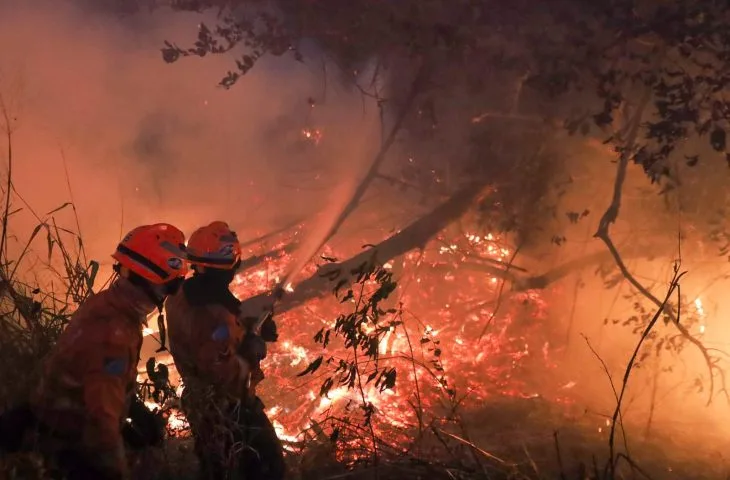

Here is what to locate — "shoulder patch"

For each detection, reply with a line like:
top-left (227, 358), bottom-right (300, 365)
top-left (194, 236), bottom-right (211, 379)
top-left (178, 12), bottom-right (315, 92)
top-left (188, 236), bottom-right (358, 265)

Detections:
top-left (211, 324), bottom-right (230, 342)
top-left (103, 357), bottom-right (128, 377)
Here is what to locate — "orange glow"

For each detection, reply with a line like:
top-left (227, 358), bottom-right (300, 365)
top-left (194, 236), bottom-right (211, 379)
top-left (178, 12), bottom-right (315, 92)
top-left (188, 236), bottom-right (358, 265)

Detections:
top-left (301, 128), bottom-right (323, 145)
top-left (140, 225), bottom-right (556, 450)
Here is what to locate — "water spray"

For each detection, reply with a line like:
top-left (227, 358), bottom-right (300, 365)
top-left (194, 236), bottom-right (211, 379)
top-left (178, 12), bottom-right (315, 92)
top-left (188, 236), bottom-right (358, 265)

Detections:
top-left (252, 177), bottom-right (362, 333)
top-left (249, 58), bottom-right (385, 334)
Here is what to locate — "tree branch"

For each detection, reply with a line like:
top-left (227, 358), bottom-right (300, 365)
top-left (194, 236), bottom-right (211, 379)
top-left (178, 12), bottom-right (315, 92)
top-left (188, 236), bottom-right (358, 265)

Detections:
top-left (285, 61), bottom-right (430, 273)
top-left (239, 181), bottom-right (487, 317)
top-left (237, 243), bottom-right (298, 272)
top-left (604, 264), bottom-right (685, 479)
top-left (594, 87), bottom-right (722, 406)
top-left (237, 216), bottom-right (305, 249)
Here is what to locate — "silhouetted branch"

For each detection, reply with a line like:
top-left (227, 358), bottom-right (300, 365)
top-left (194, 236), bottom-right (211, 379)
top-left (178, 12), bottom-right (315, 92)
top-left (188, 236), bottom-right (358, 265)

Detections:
top-left (594, 87), bottom-right (723, 406)
top-left (298, 61), bottom-right (430, 258)
top-left (604, 263), bottom-right (684, 479)
top-left (239, 181), bottom-right (488, 317)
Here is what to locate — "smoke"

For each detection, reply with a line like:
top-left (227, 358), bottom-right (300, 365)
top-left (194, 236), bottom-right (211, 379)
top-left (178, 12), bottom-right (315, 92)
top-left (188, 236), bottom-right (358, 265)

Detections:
top-left (0, 0), bottom-right (383, 281)
top-left (539, 137), bottom-right (730, 446)
top-left (279, 58), bottom-right (385, 290)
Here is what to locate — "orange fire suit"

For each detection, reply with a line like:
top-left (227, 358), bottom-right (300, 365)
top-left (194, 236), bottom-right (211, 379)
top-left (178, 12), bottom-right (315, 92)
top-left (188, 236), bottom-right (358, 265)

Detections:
top-left (165, 289), bottom-right (249, 398)
top-left (166, 276), bottom-right (284, 480)
top-left (29, 278), bottom-right (154, 480)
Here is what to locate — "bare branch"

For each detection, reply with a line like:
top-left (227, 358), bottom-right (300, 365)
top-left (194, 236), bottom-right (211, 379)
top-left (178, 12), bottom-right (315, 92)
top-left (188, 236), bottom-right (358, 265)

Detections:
top-left (279, 61), bottom-right (431, 286)
top-left (604, 264), bottom-right (685, 479)
top-left (594, 83), bottom-right (724, 407)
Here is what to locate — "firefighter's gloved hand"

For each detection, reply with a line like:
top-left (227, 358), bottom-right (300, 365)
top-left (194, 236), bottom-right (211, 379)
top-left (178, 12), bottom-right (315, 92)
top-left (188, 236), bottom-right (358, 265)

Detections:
top-left (122, 395), bottom-right (165, 450)
top-left (260, 317), bottom-right (278, 342)
top-left (240, 333), bottom-right (267, 365)
top-left (272, 284), bottom-right (285, 301)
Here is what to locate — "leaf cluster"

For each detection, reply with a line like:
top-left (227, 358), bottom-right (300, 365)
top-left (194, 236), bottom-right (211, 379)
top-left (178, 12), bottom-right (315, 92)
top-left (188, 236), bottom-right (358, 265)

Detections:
top-left (158, 0), bottom-right (730, 186)
top-left (297, 252), bottom-right (401, 426)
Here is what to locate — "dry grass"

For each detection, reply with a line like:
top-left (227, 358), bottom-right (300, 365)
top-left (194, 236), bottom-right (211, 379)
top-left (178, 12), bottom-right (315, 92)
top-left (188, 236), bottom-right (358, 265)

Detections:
top-left (0, 219), bottom-right (98, 479)
top-left (115, 395), bottom-right (728, 480)
top-left (0, 101), bottom-right (101, 478)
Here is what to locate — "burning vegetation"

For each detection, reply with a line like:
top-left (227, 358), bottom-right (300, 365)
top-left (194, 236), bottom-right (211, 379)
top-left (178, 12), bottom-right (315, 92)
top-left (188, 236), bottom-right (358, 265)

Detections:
top-left (4, 0), bottom-right (730, 479)
top-left (134, 209), bottom-right (564, 477)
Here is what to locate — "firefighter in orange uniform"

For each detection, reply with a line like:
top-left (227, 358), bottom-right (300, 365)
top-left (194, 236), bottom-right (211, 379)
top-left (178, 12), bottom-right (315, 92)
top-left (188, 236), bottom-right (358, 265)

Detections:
top-left (165, 221), bottom-right (285, 480)
top-left (27, 223), bottom-right (188, 479)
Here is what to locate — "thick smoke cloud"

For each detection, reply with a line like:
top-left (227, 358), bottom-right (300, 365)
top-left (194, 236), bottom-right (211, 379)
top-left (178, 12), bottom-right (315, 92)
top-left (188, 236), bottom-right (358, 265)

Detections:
top-left (0, 0), bottom-right (381, 280)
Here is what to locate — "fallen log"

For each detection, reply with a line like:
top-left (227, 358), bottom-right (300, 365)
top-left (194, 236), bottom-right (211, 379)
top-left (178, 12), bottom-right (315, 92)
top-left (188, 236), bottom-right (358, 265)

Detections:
top-left (238, 181), bottom-right (489, 317)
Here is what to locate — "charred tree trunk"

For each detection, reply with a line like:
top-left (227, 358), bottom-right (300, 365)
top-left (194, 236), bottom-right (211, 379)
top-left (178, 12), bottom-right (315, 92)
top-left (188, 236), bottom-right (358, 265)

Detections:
top-left (239, 181), bottom-right (488, 317)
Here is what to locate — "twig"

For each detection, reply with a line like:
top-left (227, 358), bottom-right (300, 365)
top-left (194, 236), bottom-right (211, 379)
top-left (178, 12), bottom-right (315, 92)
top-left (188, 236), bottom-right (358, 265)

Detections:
top-left (565, 221), bottom-right (592, 348)
top-left (521, 443), bottom-right (539, 476)
top-left (614, 453), bottom-right (654, 480)
top-left (237, 216), bottom-right (305, 249)
top-left (553, 431), bottom-right (567, 480)
top-left (0, 91), bottom-right (14, 266)
top-left (643, 353), bottom-right (660, 439)
top-left (594, 84), bottom-right (721, 406)
top-left (401, 312), bottom-right (424, 435)
top-left (436, 428), bottom-right (513, 467)
top-left (59, 148), bottom-right (88, 269)
top-left (478, 244), bottom-right (522, 340)
top-left (511, 71), bottom-right (530, 114)
top-left (350, 280), bottom-right (380, 475)
top-left (604, 265), bottom-right (685, 479)
top-left (471, 111), bottom-right (544, 124)
top-left (594, 87), bottom-right (650, 234)
top-left (289, 60), bottom-right (430, 269)
top-left (598, 232), bottom-right (722, 406)
top-left (582, 334), bottom-right (630, 456)
top-left (373, 173), bottom-right (440, 197)
top-left (454, 418), bottom-right (490, 477)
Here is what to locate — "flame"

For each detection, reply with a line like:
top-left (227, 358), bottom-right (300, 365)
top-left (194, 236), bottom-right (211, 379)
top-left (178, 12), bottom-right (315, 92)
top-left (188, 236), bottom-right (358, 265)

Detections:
top-left (301, 128), bottom-right (323, 145)
top-left (167, 408), bottom-right (190, 434)
top-left (141, 222), bottom-right (555, 452)
top-left (231, 228), bottom-right (549, 444)
top-left (695, 298), bottom-right (706, 334)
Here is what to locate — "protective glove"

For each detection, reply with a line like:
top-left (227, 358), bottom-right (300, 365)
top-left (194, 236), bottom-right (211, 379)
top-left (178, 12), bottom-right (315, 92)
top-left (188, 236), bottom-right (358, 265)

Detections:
top-left (238, 333), bottom-right (267, 365)
top-left (260, 316), bottom-right (278, 342)
top-left (122, 395), bottom-right (165, 450)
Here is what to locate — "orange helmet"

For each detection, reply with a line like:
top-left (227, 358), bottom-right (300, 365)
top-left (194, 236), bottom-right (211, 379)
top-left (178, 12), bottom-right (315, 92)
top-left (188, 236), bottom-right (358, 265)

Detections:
top-left (186, 221), bottom-right (241, 269)
top-left (112, 223), bottom-right (188, 285)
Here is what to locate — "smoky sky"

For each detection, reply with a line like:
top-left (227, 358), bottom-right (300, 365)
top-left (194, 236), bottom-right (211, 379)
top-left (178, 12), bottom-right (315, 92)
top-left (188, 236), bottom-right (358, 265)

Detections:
top-left (0, 0), bottom-right (382, 279)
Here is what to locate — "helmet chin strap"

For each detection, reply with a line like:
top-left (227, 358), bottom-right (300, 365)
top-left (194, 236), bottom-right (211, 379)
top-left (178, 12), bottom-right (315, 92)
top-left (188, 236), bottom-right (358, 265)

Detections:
top-left (112, 264), bottom-right (178, 353)
top-left (154, 307), bottom-right (168, 353)
top-left (137, 281), bottom-right (168, 353)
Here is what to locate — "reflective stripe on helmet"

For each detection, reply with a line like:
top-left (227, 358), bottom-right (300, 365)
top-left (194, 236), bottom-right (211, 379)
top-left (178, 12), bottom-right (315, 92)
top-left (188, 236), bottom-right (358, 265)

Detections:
top-left (115, 244), bottom-right (171, 281)
top-left (187, 242), bottom-right (239, 266)
top-left (159, 240), bottom-right (187, 258)
top-left (186, 252), bottom-right (237, 266)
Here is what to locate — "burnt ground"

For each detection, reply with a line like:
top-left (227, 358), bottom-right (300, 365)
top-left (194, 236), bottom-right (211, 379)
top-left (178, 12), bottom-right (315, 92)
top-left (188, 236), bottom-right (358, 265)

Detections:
top-left (130, 397), bottom-right (729, 480)
top-left (1, 397), bottom-right (726, 479)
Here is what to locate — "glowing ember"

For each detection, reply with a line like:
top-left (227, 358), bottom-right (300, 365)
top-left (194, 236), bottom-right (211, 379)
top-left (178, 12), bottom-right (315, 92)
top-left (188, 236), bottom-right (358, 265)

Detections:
top-left (166, 408), bottom-right (190, 436)
top-left (301, 128), bottom-right (323, 145)
top-left (229, 227), bottom-right (551, 445)
top-left (695, 298), bottom-right (706, 334)
top-left (140, 224), bottom-right (554, 450)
